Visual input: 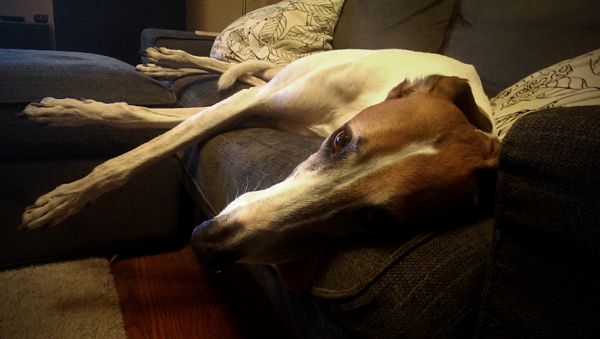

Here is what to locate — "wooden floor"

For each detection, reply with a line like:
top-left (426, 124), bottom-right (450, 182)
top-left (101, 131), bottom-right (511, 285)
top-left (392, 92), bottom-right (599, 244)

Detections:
top-left (111, 245), bottom-right (291, 339)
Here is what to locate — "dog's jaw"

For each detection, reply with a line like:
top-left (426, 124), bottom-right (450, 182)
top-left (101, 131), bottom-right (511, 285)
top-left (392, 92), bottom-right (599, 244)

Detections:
top-left (192, 170), bottom-right (354, 266)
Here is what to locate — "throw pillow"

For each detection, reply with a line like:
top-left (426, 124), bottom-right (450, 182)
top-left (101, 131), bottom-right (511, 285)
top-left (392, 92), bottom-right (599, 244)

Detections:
top-left (210, 0), bottom-right (345, 64)
top-left (491, 48), bottom-right (600, 141)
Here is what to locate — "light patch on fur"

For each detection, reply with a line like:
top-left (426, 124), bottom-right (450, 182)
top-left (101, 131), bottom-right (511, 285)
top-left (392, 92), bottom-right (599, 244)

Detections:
top-left (218, 139), bottom-right (439, 230)
top-left (334, 139), bottom-right (440, 204)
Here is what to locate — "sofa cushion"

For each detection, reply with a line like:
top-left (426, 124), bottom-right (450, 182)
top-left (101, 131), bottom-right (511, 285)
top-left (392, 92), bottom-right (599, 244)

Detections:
top-left (443, 0), bottom-right (600, 96)
top-left (333, 0), bottom-right (456, 52)
top-left (0, 156), bottom-right (184, 268)
top-left (478, 106), bottom-right (600, 337)
top-left (183, 128), bottom-right (322, 215)
top-left (210, 0), bottom-right (345, 64)
top-left (183, 127), bottom-right (493, 337)
top-left (0, 49), bottom-right (175, 106)
top-left (245, 219), bottom-right (492, 338)
top-left (0, 103), bottom-right (184, 269)
top-left (491, 48), bottom-right (600, 140)
top-left (0, 104), bottom-right (185, 268)
top-left (0, 104), bottom-right (167, 161)
top-left (170, 74), bottom-right (251, 108)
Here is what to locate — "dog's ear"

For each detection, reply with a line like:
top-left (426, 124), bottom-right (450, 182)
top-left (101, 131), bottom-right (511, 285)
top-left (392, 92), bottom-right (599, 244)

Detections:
top-left (385, 79), bottom-right (414, 100)
top-left (421, 75), bottom-right (493, 133)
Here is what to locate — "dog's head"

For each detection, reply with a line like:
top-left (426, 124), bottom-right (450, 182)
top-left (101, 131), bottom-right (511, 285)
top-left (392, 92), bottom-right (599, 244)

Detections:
top-left (191, 75), bottom-right (499, 278)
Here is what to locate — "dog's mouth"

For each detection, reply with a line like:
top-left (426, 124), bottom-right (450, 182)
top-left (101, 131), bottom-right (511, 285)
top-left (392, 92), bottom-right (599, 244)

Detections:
top-left (191, 219), bottom-right (325, 291)
top-left (192, 208), bottom-right (404, 291)
top-left (273, 251), bottom-right (324, 291)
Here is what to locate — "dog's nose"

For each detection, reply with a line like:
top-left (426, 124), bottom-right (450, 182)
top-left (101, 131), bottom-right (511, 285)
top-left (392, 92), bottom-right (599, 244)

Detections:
top-left (191, 219), bottom-right (243, 273)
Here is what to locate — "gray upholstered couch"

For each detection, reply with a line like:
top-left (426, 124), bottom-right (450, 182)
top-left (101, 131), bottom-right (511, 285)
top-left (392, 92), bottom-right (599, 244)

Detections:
top-left (0, 50), bottom-right (188, 266)
top-left (2, 0), bottom-right (599, 337)
top-left (142, 1), bottom-right (600, 337)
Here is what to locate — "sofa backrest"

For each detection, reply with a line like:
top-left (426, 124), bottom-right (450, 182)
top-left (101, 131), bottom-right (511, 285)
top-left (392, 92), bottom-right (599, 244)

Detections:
top-left (443, 0), bottom-right (600, 95)
top-left (333, 0), bottom-right (600, 96)
top-left (333, 0), bottom-right (456, 53)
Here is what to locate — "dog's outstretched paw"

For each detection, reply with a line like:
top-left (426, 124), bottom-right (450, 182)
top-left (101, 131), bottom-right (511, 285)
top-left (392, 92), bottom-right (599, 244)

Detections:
top-left (22, 97), bottom-right (123, 127)
top-left (136, 63), bottom-right (205, 80)
top-left (23, 97), bottom-right (86, 126)
top-left (142, 47), bottom-right (191, 69)
top-left (19, 182), bottom-right (86, 231)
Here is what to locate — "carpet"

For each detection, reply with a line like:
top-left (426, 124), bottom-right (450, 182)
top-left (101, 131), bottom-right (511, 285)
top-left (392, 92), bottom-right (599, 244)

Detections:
top-left (0, 258), bottom-right (126, 339)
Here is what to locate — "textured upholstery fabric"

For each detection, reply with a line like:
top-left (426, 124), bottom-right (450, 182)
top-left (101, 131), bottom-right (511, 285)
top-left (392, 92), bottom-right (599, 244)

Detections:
top-left (171, 74), bottom-right (251, 108)
top-left (310, 220), bottom-right (492, 338)
top-left (477, 106), bottom-right (600, 337)
top-left (333, 0), bottom-right (456, 52)
top-left (184, 128), bottom-right (322, 215)
top-left (0, 49), bottom-right (175, 106)
top-left (443, 0), bottom-right (600, 96)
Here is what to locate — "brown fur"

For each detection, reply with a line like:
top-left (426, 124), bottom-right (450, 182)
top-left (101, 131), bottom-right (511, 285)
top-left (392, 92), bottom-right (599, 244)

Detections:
top-left (347, 77), bottom-right (499, 223)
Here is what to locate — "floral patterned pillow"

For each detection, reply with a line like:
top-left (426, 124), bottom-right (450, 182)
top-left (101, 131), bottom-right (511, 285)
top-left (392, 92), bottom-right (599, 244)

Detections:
top-left (491, 49), bottom-right (600, 141)
top-left (210, 0), bottom-right (345, 64)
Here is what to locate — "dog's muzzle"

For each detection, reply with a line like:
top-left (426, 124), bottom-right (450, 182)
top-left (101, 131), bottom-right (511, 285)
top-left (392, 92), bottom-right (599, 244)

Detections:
top-left (191, 219), bottom-right (243, 273)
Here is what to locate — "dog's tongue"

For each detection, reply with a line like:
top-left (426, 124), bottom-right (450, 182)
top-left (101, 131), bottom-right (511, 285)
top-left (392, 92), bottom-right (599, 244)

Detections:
top-left (273, 251), bottom-right (323, 291)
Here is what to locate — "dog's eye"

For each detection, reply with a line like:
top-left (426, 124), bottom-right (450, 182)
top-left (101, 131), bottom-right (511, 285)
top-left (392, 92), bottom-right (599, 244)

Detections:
top-left (332, 129), bottom-right (351, 153)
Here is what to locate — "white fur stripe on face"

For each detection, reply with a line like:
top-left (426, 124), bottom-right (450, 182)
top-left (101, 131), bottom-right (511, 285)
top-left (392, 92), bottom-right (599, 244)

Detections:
top-left (217, 139), bottom-right (440, 228)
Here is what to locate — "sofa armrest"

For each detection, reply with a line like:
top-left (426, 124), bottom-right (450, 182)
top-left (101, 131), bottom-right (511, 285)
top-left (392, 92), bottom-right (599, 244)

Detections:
top-left (140, 28), bottom-right (216, 62)
top-left (495, 105), bottom-right (600, 252)
top-left (478, 105), bottom-right (600, 337)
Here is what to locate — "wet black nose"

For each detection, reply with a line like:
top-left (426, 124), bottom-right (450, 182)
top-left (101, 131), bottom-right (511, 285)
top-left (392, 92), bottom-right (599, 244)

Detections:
top-left (191, 219), bottom-right (243, 273)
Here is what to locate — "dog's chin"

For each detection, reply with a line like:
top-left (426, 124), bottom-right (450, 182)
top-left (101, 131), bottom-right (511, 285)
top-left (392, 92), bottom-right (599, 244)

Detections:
top-left (273, 250), bottom-right (324, 291)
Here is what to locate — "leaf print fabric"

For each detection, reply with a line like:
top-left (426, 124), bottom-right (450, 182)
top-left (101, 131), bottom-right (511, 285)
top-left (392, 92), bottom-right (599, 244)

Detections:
top-left (210, 0), bottom-right (345, 64)
top-left (491, 49), bottom-right (600, 141)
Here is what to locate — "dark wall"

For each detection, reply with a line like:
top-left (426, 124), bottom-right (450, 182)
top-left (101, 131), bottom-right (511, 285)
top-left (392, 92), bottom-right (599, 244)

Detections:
top-left (53, 0), bottom-right (186, 65)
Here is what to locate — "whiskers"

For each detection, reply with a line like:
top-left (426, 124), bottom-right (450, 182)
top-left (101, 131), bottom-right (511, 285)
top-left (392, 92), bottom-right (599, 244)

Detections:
top-left (253, 174), bottom-right (268, 192)
top-left (224, 174), bottom-right (268, 206)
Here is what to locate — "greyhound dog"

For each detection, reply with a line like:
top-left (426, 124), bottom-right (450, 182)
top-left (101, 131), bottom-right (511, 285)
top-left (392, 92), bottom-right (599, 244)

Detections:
top-left (20, 48), bottom-right (499, 274)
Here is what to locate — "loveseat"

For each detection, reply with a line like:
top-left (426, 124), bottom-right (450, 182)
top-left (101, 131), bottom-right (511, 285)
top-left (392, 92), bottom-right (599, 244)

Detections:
top-left (1, 0), bottom-right (599, 337)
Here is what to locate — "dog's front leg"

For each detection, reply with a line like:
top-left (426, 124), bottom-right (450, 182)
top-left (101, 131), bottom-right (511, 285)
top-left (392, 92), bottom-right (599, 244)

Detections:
top-left (19, 87), bottom-right (263, 230)
top-left (135, 63), bottom-right (208, 80)
top-left (23, 97), bottom-right (203, 128)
